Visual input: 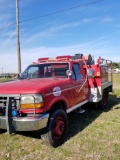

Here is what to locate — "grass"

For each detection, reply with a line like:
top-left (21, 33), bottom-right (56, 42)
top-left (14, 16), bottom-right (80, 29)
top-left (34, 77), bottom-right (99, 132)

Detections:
top-left (0, 75), bottom-right (120, 160)
top-left (113, 74), bottom-right (120, 97)
top-left (0, 78), bottom-right (13, 83)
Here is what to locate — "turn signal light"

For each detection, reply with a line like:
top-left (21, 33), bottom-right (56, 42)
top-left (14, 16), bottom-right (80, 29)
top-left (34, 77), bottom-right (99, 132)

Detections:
top-left (20, 102), bottom-right (44, 109)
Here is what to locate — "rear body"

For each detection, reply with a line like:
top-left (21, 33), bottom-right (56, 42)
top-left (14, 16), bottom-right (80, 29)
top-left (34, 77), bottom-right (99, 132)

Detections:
top-left (87, 57), bottom-right (113, 103)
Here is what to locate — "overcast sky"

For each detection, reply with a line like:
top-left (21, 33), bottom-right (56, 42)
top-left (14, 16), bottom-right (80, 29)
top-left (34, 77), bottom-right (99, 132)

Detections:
top-left (0, 0), bottom-right (120, 73)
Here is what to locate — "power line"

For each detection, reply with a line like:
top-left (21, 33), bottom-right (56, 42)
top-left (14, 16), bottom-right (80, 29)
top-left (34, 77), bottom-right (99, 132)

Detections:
top-left (0, 24), bottom-right (16, 31)
top-left (0, 0), bottom-right (104, 31)
top-left (20, 0), bottom-right (104, 23)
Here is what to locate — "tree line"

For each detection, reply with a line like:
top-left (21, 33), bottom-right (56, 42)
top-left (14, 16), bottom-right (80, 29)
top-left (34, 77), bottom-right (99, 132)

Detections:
top-left (112, 62), bottom-right (120, 69)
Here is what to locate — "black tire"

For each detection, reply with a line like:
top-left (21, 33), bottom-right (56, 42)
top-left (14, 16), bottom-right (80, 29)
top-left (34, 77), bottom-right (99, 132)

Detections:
top-left (96, 90), bottom-right (109, 110)
top-left (41, 109), bottom-right (68, 147)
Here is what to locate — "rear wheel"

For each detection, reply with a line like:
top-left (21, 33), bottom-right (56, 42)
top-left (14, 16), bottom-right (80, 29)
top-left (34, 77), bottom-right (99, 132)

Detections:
top-left (96, 90), bottom-right (108, 110)
top-left (41, 109), bottom-right (68, 147)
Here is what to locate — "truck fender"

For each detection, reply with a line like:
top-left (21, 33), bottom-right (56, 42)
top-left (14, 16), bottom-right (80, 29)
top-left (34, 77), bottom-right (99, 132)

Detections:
top-left (47, 96), bottom-right (68, 112)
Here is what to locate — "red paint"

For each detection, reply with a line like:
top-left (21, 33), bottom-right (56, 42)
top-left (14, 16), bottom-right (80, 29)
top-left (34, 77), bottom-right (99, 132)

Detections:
top-left (0, 55), bottom-right (113, 115)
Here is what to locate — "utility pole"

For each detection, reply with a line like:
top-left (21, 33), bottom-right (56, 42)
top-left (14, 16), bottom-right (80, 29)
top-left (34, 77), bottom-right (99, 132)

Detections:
top-left (16, 0), bottom-right (21, 74)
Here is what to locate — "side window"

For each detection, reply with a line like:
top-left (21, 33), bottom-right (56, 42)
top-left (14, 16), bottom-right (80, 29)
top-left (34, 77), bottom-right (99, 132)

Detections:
top-left (72, 69), bottom-right (76, 80)
top-left (28, 66), bottom-right (39, 78)
top-left (72, 64), bottom-right (83, 80)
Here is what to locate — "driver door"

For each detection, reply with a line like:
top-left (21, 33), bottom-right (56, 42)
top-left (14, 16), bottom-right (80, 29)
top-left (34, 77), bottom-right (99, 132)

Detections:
top-left (71, 63), bottom-right (87, 105)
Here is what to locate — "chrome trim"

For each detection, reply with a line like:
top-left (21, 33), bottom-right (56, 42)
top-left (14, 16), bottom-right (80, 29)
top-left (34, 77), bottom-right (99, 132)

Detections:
top-left (45, 80), bottom-right (86, 96)
top-left (66, 100), bottom-right (88, 113)
top-left (101, 81), bottom-right (113, 90)
top-left (0, 113), bottom-right (49, 131)
top-left (0, 94), bottom-right (20, 110)
top-left (88, 87), bottom-right (102, 102)
top-left (13, 113), bottom-right (49, 131)
top-left (88, 81), bottom-right (113, 103)
top-left (0, 116), bottom-right (7, 129)
top-left (0, 94), bottom-right (20, 97)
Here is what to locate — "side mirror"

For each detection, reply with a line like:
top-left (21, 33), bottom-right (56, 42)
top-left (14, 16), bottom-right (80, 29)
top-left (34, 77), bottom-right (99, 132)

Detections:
top-left (16, 73), bottom-right (21, 79)
top-left (66, 70), bottom-right (72, 77)
top-left (87, 69), bottom-right (94, 79)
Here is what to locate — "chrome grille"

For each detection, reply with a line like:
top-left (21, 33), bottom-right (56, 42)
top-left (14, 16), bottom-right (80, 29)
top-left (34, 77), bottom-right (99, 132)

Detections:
top-left (0, 95), bottom-right (20, 116)
top-left (0, 96), bottom-right (8, 107)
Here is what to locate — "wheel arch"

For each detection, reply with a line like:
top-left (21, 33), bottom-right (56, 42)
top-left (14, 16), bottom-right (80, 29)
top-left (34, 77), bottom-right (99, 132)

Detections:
top-left (49, 100), bottom-right (67, 117)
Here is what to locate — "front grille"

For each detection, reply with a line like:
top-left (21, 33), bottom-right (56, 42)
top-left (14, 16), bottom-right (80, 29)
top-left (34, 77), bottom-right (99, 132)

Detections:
top-left (0, 95), bottom-right (20, 116)
top-left (0, 96), bottom-right (8, 107)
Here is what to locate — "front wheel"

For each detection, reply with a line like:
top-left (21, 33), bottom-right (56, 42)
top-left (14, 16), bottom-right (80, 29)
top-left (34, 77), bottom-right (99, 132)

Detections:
top-left (41, 109), bottom-right (68, 147)
top-left (96, 90), bottom-right (109, 110)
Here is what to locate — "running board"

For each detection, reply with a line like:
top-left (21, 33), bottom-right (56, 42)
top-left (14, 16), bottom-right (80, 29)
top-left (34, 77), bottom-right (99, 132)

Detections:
top-left (75, 108), bottom-right (85, 114)
top-left (66, 100), bottom-right (88, 113)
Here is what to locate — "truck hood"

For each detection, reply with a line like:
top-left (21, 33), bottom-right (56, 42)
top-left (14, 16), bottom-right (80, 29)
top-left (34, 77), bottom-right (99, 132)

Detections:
top-left (0, 78), bottom-right (69, 94)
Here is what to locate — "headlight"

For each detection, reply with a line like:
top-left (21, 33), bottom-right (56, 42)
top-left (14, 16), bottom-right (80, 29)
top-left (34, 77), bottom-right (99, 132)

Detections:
top-left (20, 94), bottom-right (44, 109)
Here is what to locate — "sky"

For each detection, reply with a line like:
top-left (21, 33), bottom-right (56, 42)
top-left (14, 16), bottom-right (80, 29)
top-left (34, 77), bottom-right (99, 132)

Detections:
top-left (0, 0), bottom-right (120, 73)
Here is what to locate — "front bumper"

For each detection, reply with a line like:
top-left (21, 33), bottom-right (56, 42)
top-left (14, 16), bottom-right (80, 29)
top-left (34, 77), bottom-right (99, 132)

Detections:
top-left (0, 113), bottom-right (49, 132)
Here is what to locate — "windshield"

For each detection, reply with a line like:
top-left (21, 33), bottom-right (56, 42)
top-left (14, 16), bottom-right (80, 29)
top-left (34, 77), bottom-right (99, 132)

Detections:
top-left (19, 63), bottom-right (69, 79)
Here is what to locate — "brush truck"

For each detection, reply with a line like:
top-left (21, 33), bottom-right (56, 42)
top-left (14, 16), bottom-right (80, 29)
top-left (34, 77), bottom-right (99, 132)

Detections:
top-left (0, 54), bottom-right (113, 147)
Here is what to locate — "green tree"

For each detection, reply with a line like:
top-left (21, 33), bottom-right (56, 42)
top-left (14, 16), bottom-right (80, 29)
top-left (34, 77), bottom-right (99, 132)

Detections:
top-left (112, 62), bottom-right (119, 69)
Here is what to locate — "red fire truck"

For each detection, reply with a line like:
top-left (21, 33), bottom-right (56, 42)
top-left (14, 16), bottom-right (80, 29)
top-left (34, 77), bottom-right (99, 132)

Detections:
top-left (0, 54), bottom-right (113, 147)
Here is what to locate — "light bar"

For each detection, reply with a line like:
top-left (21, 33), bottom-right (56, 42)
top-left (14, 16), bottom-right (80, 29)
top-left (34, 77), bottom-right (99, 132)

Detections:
top-left (56, 55), bottom-right (71, 60)
top-left (38, 57), bottom-right (49, 62)
top-left (48, 57), bottom-right (56, 61)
